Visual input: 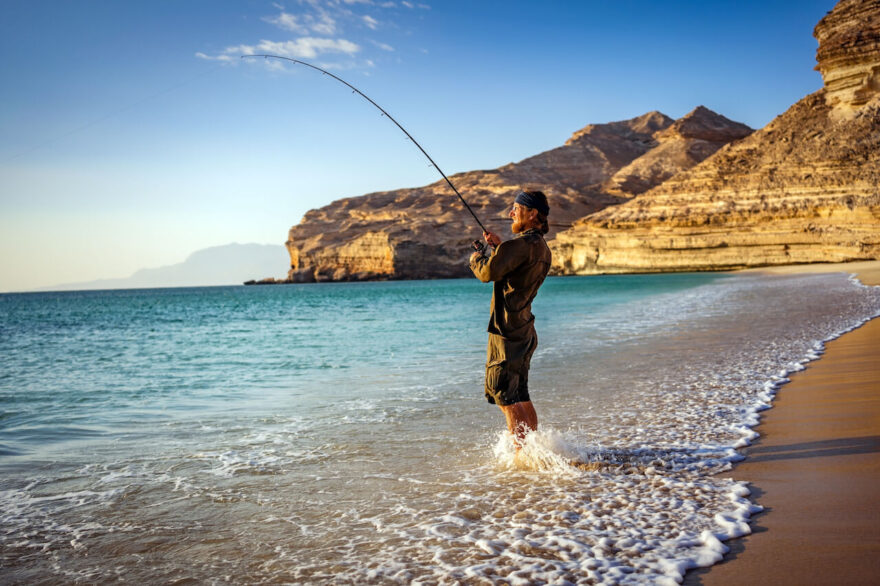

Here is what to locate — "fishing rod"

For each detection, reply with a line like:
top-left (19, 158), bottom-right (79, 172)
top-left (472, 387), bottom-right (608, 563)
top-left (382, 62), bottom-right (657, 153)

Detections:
top-left (241, 54), bottom-right (490, 238)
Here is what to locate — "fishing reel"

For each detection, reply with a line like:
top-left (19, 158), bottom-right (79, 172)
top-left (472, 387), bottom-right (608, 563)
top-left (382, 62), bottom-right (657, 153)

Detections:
top-left (472, 239), bottom-right (488, 256)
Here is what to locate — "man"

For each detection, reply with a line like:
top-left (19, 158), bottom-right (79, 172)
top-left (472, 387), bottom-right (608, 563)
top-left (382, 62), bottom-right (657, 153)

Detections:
top-left (469, 190), bottom-right (551, 448)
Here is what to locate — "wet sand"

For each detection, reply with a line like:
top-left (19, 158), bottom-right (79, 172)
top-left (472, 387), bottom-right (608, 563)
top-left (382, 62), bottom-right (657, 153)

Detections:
top-left (685, 261), bottom-right (880, 585)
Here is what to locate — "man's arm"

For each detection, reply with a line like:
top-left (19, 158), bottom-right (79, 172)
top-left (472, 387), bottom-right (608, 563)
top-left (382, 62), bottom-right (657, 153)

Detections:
top-left (469, 239), bottom-right (524, 283)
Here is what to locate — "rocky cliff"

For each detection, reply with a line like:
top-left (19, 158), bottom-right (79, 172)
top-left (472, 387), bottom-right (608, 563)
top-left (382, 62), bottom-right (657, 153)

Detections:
top-left (550, 0), bottom-right (880, 275)
top-left (284, 108), bottom-right (749, 282)
top-left (814, 0), bottom-right (880, 114)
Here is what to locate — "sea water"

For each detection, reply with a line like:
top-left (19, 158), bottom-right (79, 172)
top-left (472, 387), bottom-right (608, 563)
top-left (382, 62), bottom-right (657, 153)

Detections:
top-left (1, 272), bottom-right (879, 584)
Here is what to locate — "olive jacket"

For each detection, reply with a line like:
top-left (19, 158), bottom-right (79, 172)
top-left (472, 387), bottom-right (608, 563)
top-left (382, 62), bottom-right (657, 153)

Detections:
top-left (469, 228), bottom-right (552, 341)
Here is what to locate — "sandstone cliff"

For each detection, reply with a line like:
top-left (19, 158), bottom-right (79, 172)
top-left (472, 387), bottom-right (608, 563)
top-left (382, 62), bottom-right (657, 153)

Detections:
top-left (550, 0), bottom-right (880, 275)
top-left (284, 108), bottom-right (750, 282)
top-left (814, 0), bottom-right (880, 114)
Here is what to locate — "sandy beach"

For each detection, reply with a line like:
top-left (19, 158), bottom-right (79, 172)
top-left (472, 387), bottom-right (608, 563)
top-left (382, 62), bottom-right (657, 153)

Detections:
top-left (685, 260), bottom-right (880, 585)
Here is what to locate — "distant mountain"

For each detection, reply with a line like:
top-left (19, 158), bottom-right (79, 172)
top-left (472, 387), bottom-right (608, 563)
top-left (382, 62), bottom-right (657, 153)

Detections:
top-left (601, 106), bottom-right (753, 197)
top-left (40, 243), bottom-right (289, 291)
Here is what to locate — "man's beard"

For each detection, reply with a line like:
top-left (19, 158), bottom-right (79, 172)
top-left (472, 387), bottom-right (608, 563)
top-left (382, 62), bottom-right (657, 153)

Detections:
top-left (511, 219), bottom-right (525, 234)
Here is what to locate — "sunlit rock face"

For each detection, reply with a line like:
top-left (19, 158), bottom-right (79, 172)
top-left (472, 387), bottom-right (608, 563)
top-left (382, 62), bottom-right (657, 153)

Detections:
top-left (814, 0), bottom-right (880, 115)
top-left (283, 108), bottom-right (749, 282)
top-left (549, 0), bottom-right (880, 275)
top-left (284, 112), bottom-right (666, 282)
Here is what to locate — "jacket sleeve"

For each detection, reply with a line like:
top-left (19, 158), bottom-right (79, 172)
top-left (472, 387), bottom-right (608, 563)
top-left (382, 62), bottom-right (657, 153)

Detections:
top-left (469, 239), bottom-right (525, 283)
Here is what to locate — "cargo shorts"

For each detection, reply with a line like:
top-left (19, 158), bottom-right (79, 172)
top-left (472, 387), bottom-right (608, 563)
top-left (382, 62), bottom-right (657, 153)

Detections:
top-left (484, 330), bottom-right (538, 406)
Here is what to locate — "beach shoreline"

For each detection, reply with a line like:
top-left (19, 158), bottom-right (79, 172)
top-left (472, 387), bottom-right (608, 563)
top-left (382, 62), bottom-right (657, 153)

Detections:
top-left (685, 260), bottom-right (880, 585)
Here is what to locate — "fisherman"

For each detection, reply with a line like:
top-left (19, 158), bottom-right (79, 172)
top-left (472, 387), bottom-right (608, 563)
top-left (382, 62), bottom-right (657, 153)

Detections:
top-left (469, 190), bottom-right (552, 448)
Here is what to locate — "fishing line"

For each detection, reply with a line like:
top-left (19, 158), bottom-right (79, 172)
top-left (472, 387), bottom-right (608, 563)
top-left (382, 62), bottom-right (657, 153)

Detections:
top-left (241, 54), bottom-right (489, 235)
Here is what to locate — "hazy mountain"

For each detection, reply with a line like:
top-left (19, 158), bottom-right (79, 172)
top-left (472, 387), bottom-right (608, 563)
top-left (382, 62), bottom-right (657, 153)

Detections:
top-left (39, 243), bottom-right (289, 291)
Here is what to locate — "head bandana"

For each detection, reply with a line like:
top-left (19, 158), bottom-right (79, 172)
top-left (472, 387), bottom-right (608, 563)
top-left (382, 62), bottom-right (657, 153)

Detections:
top-left (514, 191), bottom-right (550, 216)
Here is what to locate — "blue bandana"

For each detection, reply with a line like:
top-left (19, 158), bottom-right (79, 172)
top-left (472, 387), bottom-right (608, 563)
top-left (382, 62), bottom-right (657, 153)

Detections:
top-left (514, 191), bottom-right (549, 216)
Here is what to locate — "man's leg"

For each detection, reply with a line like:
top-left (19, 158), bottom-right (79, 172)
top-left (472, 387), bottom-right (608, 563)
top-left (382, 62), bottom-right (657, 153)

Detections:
top-left (487, 331), bottom-right (539, 448)
top-left (499, 400), bottom-right (538, 447)
top-left (519, 400), bottom-right (538, 431)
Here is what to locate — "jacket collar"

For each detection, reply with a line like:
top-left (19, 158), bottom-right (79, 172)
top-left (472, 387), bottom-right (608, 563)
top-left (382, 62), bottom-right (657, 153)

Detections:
top-left (516, 227), bottom-right (543, 238)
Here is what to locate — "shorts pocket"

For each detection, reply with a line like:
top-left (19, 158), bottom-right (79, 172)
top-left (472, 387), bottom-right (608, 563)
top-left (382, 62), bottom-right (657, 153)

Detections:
top-left (485, 361), bottom-right (509, 394)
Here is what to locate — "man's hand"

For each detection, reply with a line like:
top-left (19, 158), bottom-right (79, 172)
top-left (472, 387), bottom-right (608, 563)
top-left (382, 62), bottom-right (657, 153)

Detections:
top-left (470, 251), bottom-right (483, 263)
top-left (484, 231), bottom-right (501, 248)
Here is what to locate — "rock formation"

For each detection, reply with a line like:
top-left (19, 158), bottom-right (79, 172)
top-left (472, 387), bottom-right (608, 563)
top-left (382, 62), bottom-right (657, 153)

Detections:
top-left (814, 0), bottom-right (880, 114)
top-left (284, 112), bottom-right (673, 282)
top-left (284, 109), bottom-right (749, 282)
top-left (550, 0), bottom-right (880, 275)
top-left (603, 106), bottom-right (752, 196)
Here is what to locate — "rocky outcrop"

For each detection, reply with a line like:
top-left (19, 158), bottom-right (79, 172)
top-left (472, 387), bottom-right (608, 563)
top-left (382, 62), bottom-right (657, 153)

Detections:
top-left (550, 0), bottom-right (880, 275)
top-left (284, 109), bottom-right (749, 282)
top-left (814, 0), bottom-right (880, 114)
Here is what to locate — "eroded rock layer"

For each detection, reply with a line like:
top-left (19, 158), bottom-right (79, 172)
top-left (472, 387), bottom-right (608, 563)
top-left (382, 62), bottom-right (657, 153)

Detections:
top-left (551, 91), bottom-right (880, 274)
top-left (814, 0), bottom-right (880, 112)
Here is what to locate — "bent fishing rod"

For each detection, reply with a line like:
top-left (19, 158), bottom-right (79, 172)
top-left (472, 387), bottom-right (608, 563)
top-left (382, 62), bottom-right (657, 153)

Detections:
top-left (241, 54), bottom-right (489, 239)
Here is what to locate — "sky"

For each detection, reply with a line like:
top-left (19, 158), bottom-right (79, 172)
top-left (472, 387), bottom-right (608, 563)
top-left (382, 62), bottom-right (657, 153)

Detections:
top-left (1, 0), bottom-right (836, 292)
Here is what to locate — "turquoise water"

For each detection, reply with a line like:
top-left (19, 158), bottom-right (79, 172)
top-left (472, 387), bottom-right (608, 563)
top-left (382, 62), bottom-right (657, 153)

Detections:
top-left (0, 274), bottom-right (716, 461)
top-left (1, 272), bottom-right (878, 584)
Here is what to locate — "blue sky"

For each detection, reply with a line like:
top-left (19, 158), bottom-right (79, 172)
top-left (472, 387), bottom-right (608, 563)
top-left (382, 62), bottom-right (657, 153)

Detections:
top-left (1, 0), bottom-right (835, 291)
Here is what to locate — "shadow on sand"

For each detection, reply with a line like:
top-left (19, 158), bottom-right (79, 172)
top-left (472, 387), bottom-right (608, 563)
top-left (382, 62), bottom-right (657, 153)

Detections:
top-left (744, 435), bottom-right (880, 463)
top-left (683, 434), bottom-right (880, 584)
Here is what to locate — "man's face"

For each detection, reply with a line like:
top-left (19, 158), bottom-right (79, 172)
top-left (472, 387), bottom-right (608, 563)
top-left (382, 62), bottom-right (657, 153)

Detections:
top-left (510, 202), bottom-right (536, 234)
